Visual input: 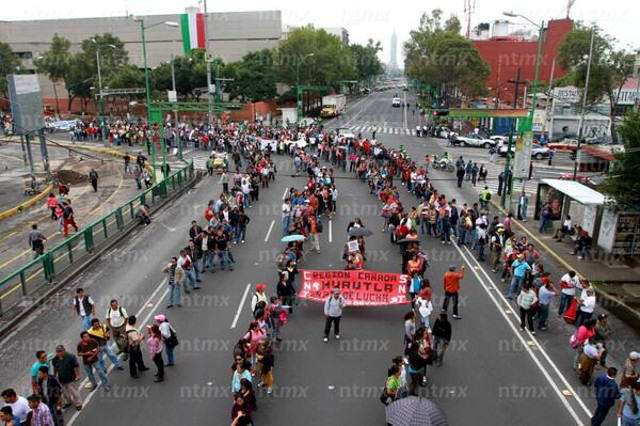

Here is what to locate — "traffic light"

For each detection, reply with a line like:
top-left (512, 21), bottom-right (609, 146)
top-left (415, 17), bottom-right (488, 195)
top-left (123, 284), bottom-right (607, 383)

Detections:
top-left (431, 109), bottom-right (449, 117)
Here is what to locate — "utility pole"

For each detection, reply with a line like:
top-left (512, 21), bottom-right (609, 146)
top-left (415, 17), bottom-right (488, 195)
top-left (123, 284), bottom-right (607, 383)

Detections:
top-left (573, 25), bottom-right (595, 180)
top-left (37, 129), bottom-right (50, 174)
top-left (501, 68), bottom-right (526, 208)
top-left (24, 134), bottom-right (36, 190)
top-left (203, 0), bottom-right (213, 125)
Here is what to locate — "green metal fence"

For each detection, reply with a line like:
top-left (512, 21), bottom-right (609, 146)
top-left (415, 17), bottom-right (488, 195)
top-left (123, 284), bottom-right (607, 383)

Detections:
top-left (0, 161), bottom-right (195, 315)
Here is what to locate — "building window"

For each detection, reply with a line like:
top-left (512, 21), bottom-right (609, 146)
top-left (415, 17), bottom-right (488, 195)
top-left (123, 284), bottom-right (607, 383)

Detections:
top-left (14, 51), bottom-right (33, 59)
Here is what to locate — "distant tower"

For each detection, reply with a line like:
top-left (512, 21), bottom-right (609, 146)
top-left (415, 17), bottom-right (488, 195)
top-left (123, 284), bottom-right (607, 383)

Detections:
top-left (390, 30), bottom-right (398, 69)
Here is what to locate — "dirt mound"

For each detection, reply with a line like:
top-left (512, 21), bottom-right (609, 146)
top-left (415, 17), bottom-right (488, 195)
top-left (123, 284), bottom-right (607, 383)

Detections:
top-left (55, 157), bottom-right (120, 185)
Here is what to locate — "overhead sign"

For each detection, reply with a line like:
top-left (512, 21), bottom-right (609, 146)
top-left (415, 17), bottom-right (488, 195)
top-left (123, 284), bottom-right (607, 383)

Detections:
top-left (7, 74), bottom-right (43, 135)
top-left (449, 108), bottom-right (529, 118)
top-left (297, 269), bottom-right (410, 306)
top-left (168, 90), bottom-right (177, 103)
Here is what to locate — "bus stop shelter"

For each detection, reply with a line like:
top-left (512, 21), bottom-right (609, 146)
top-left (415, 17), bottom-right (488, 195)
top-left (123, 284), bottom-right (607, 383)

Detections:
top-left (535, 178), bottom-right (605, 243)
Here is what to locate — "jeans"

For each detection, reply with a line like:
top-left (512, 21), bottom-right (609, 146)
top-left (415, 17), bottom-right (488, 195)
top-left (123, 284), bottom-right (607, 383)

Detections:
top-left (590, 403), bottom-right (614, 426)
top-left (539, 218), bottom-right (550, 233)
top-left (152, 353), bottom-right (164, 380)
top-left (128, 347), bottom-right (146, 377)
top-left (235, 226), bottom-right (247, 243)
top-left (441, 225), bottom-right (451, 242)
top-left (192, 260), bottom-right (201, 281)
top-left (538, 303), bottom-right (550, 328)
top-left (433, 335), bottom-right (449, 363)
top-left (324, 316), bottom-right (341, 337)
top-left (218, 251), bottom-right (234, 270)
top-left (83, 363), bottom-right (109, 389)
top-left (167, 283), bottom-right (181, 306)
top-left (75, 314), bottom-right (91, 331)
top-left (442, 292), bottom-right (459, 316)
top-left (508, 276), bottom-right (525, 299)
top-left (457, 228), bottom-right (467, 245)
top-left (98, 344), bottom-right (121, 370)
top-left (420, 218), bottom-right (428, 235)
top-left (164, 341), bottom-right (175, 365)
top-left (558, 293), bottom-right (573, 316)
top-left (519, 307), bottom-right (534, 331)
top-left (282, 216), bottom-right (291, 236)
top-left (201, 251), bottom-right (215, 272)
top-left (469, 229), bottom-right (478, 248)
top-left (183, 270), bottom-right (199, 290)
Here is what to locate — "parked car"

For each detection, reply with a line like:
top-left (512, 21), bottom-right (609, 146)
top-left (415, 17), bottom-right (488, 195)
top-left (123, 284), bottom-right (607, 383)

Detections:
top-left (321, 105), bottom-right (340, 118)
top-left (498, 143), bottom-right (550, 159)
top-left (489, 135), bottom-right (509, 146)
top-left (392, 97), bottom-right (401, 107)
top-left (455, 133), bottom-right (496, 148)
top-left (548, 138), bottom-right (579, 151)
top-left (435, 126), bottom-right (455, 139)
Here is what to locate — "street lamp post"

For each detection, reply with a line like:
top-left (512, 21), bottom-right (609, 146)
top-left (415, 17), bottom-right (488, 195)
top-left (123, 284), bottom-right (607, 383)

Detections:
top-left (91, 40), bottom-right (116, 143)
top-left (133, 17), bottom-right (179, 183)
top-left (502, 12), bottom-right (545, 208)
top-left (296, 53), bottom-right (314, 119)
top-left (573, 25), bottom-right (596, 180)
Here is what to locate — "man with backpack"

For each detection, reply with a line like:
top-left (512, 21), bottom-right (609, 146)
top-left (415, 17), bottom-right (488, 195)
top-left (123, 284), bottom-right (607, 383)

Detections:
top-left (155, 315), bottom-right (178, 367)
top-left (105, 299), bottom-right (128, 359)
top-left (480, 186), bottom-right (492, 209)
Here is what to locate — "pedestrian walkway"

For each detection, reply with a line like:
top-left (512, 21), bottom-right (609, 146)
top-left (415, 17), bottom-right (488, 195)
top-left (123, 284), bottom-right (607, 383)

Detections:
top-left (347, 125), bottom-right (417, 136)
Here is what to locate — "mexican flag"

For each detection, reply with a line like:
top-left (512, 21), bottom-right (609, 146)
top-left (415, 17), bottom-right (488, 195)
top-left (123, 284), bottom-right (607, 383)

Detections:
top-left (180, 11), bottom-right (206, 53)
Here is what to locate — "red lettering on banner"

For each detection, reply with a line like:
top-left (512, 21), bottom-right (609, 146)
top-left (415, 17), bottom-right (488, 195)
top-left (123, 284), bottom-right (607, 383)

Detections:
top-left (297, 269), bottom-right (410, 306)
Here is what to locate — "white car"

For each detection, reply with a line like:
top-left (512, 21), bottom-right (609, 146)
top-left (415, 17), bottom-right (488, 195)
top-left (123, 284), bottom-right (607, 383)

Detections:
top-left (498, 143), bottom-right (550, 160)
top-left (392, 97), bottom-right (401, 107)
top-left (455, 133), bottom-right (496, 148)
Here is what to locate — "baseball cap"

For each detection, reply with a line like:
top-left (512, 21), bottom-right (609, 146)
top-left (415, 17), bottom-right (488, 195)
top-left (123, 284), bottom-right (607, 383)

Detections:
top-left (256, 284), bottom-right (266, 291)
top-left (55, 345), bottom-right (65, 352)
top-left (154, 314), bottom-right (166, 322)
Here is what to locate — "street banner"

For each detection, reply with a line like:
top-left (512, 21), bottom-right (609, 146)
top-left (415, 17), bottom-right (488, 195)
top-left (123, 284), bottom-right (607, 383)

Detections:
top-left (297, 269), bottom-right (410, 306)
top-left (260, 139), bottom-right (277, 151)
top-left (514, 131), bottom-right (533, 179)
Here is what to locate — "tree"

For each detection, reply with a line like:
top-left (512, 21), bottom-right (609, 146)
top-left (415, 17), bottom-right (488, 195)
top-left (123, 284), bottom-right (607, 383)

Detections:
top-left (222, 49), bottom-right (277, 103)
top-left (65, 55), bottom-right (94, 112)
top-left (275, 26), bottom-right (356, 87)
top-left (404, 9), bottom-right (490, 103)
top-left (350, 39), bottom-right (384, 87)
top-left (598, 110), bottom-right (640, 207)
top-left (34, 34), bottom-right (72, 114)
top-left (558, 24), bottom-right (635, 142)
top-left (0, 42), bottom-right (20, 94)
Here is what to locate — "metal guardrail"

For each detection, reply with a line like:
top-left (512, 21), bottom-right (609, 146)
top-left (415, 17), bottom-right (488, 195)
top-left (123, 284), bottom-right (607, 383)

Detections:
top-left (0, 160), bottom-right (195, 315)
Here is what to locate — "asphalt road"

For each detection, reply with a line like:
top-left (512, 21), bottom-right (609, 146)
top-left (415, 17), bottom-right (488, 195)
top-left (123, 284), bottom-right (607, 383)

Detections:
top-left (1, 91), bottom-right (633, 425)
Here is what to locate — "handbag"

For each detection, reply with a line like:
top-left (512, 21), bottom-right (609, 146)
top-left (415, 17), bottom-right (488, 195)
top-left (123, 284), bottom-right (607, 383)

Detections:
top-left (165, 327), bottom-right (179, 349)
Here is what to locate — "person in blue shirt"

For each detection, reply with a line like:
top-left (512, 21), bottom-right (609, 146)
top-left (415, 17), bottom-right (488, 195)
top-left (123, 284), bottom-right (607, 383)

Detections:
top-left (618, 380), bottom-right (640, 426)
top-left (591, 367), bottom-right (620, 426)
top-left (507, 254), bottom-right (531, 300)
top-left (0, 406), bottom-right (21, 426)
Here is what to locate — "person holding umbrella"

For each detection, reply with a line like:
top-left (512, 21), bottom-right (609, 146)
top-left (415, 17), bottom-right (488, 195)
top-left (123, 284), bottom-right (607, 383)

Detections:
top-left (324, 289), bottom-right (346, 343)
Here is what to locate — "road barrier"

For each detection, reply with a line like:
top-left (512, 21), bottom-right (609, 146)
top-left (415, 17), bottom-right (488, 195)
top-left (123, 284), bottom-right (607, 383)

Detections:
top-left (0, 160), bottom-right (195, 316)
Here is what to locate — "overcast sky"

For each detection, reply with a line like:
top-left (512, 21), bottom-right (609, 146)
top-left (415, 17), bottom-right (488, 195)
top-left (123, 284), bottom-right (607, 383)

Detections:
top-left (4, 0), bottom-right (638, 64)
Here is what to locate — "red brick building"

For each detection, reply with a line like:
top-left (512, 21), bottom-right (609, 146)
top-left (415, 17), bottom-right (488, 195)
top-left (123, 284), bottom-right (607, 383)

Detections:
top-left (473, 19), bottom-right (573, 105)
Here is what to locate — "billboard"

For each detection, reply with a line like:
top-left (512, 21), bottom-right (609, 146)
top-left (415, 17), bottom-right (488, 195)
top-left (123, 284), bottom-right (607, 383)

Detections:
top-left (534, 183), bottom-right (565, 221)
top-left (7, 74), bottom-right (44, 135)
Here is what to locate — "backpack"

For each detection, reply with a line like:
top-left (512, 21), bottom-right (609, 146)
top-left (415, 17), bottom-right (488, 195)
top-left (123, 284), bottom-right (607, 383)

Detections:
top-left (164, 326), bottom-right (179, 348)
top-left (486, 192), bottom-right (492, 201)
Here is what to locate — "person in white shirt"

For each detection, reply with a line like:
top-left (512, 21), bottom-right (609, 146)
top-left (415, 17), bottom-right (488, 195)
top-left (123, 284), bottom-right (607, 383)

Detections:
top-left (105, 299), bottom-right (128, 358)
top-left (578, 289), bottom-right (597, 325)
top-left (558, 270), bottom-right (580, 316)
top-left (1, 389), bottom-right (30, 424)
top-left (281, 200), bottom-right (292, 237)
top-left (554, 215), bottom-right (573, 242)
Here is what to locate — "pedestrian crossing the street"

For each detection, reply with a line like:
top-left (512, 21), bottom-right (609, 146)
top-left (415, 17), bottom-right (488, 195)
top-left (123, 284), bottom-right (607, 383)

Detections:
top-left (436, 171), bottom-right (535, 196)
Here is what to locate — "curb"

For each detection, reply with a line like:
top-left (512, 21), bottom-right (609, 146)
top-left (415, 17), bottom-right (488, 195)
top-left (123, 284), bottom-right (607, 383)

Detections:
top-left (490, 200), bottom-right (640, 323)
top-left (55, 143), bottom-right (155, 175)
top-left (0, 173), bottom-right (201, 341)
top-left (0, 184), bottom-right (54, 221)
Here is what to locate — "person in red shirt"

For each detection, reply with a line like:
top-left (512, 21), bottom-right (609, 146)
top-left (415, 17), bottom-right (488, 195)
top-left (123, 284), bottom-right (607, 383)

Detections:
top-left (442, 265), bottom-right (465, 319)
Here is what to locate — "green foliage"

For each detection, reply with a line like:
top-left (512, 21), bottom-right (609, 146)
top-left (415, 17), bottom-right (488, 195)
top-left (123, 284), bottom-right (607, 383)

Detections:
top-left (0, 42), bottom-right (20, 93)
top-left (104, 64), bottom-right (144, 89)
top-left (222, 49), bottom-right (277, 103)
top-left (34, 34), bottom-right (71, 83)
top-left (557, 24), bottom-right (635, 142)
top-left (404, 9), bottom-right (490, 99)
top-left (599, 110), bottom-right (640, 207)
top-left (350, 39), bottom-right (384, 86)
top-left (275, 26), bottom-right (356, 86)
top-left (149, 50), bottom-right (209, 101)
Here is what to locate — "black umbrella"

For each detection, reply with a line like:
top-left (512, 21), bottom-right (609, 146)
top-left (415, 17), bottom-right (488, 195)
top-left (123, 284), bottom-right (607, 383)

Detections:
top-left (348, 226), bottom-right (374, 237)
top-left (385, 396), bottom-right (448, 426)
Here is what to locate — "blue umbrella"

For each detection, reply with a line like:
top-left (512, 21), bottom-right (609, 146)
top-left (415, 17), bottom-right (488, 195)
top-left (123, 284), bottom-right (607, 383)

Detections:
top-left (281, 234), bottom-right (305, 242)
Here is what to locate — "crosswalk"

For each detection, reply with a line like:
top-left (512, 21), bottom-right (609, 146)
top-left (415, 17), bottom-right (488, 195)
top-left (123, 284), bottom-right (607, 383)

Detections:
top-left (193, 155), bottom-right (208, 170)
top-left (346, 125), bottom-right (417, 136)
top-left (435, 170), bottom-right (536, 196)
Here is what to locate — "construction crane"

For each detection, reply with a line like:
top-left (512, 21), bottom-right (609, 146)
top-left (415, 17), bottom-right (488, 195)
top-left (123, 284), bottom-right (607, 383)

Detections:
top-left (464, 0), bottom-right (476, 39)
top-left (566, 0), bottom-right (576, 18)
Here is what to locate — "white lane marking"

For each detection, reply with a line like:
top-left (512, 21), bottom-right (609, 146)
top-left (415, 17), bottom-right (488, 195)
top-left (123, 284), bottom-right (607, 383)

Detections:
top-left (461, 245), bottom-right (593, 417)
top-left (264, 220), bottom-right (275, 242)
top-left (451, 241), bottom-right (589, 423)
top-left (231, 283), bottom-right (252, 329)
top-left (328, 220), bottom-right (333, 243)
top-left (282, 187), bottom-right (290, 201)
top-left (67, 282), bottom-right (170, 425)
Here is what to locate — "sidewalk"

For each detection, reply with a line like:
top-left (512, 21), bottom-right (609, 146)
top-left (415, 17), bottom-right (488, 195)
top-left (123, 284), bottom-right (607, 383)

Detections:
top-left (492, 200), bottom-right (640, 329)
